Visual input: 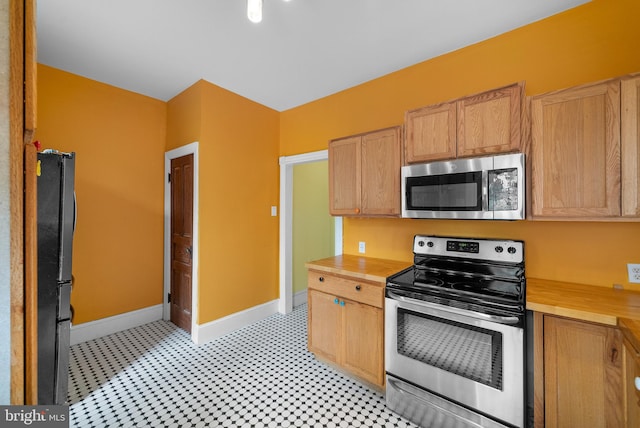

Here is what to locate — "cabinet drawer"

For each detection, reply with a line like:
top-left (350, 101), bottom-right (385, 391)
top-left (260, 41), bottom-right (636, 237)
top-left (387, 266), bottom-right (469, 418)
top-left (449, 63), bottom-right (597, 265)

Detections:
top-left (308, 271), bottom-right (384, 308)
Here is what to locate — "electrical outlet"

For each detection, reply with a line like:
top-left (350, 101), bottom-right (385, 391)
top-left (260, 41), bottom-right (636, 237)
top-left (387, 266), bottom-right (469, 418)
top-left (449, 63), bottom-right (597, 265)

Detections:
top-left (628, 264), bottom-right (640, 284)
top-left (358, 241), bottom-right (366, 254)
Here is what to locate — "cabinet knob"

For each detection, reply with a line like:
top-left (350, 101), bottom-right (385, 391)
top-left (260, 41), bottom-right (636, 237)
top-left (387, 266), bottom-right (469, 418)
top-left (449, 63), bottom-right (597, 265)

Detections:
top-left (354, 208), bottom-right (360, 214)
top-left (340, 300), bottom-right (345, 307)
top-left (635, 377), bottom-right (640, 391)
top-left (355, 285), bottom-right (361, 291)
top-left (334, 298), bottom-right (339, 304)
top-left (318, 277), bottom-right (324, 282)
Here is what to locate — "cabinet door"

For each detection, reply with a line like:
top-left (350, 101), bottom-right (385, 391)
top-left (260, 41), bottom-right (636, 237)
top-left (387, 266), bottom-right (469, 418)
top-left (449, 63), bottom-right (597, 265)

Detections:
top-left (329, 136), bottom-right (361, 215)
top-left (342, 300), bottom-right (384, 386)
top-left (361, 127), bottom-right (401, 216)
top-left (621, 75), bottom-right (640, 217)
top-left (544, 316), bottom-right (623, 428)
top-left (531, 80), bottom-right (621, 218)
top-left (623, 339), bottom-right (640, 427)
top-left (457, 83), bottom-right (523, 158)
top-left (405, 101), bottom-right (457, 163)
top-left (307, 290), bottom-right (341, 362)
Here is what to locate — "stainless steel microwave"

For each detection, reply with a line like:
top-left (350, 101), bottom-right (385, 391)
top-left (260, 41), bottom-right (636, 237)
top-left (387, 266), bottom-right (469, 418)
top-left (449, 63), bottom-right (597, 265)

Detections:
top-left (401, 153), bottom-right (525, 220)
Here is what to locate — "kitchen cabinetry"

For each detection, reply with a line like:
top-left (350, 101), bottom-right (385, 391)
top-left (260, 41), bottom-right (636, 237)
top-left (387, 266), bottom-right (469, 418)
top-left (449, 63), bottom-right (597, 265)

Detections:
top-left (530, 75), bottom-right (640, 220)
top-left (621, 75), bottom-right (640, 217)
top-left (328, 126), bottom-right (401, 216)
top-left (404, 82), bottom-right (524, 163)
top-left (539, 314), bottom-right (623, 428)
top-left (623, 338), bottom-right (640, 427)
top-left (307, 270), bottom-right (384, 388)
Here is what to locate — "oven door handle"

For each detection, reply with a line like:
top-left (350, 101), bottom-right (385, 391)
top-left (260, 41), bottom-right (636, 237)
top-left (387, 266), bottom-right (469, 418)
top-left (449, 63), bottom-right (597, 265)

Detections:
top-left (387, 291), bottom-right (521, 325)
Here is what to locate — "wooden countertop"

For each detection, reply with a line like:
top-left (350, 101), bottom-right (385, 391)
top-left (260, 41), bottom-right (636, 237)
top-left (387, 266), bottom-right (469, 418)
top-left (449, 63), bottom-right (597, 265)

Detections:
top-left (305, 254), bottom-right (411, 284)
top-left (527, 278), bottom-right (640, 349)
top-left (304, 261), bottom-right (640, 346)
top-left (526, 278), bottom-right (640, 326)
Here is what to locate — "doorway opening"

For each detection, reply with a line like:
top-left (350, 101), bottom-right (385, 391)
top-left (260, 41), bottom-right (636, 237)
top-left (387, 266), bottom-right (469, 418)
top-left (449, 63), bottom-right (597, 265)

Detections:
top-left (164, 142), bottom-right (199, 340)
top-left (279, 150), bottom-right (342, 314)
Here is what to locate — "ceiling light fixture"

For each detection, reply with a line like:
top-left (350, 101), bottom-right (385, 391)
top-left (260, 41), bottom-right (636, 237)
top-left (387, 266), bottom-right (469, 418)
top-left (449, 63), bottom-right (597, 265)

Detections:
top-left (247, 0), bottom-right (292, 23)
top-left (247, 0), bottom-right (263, 23)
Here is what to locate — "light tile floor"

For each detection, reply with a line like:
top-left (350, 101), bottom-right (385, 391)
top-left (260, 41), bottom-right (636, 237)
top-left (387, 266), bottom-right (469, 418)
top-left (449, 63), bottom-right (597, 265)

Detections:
top-left (68, 304), bottom-right (418, 428)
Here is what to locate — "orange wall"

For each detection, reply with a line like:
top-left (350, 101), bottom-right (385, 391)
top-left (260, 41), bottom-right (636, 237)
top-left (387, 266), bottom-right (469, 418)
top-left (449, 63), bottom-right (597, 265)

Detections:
top-left (36, 65), bottom-right (167, 323)
top-left (167, 80), bottom-right (280, 323)
top-left (280, 0), bottom-right (640, 290)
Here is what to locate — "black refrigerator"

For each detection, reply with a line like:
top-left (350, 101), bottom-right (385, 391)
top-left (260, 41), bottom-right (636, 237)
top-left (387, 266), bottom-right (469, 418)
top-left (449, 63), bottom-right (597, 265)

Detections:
top-left (37, 150), bottom-right (76, 405)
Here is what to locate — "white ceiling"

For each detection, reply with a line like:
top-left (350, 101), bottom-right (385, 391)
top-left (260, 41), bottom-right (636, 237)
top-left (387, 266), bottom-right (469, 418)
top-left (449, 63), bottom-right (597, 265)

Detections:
top-left (37, 0), bottom-right (590, 112)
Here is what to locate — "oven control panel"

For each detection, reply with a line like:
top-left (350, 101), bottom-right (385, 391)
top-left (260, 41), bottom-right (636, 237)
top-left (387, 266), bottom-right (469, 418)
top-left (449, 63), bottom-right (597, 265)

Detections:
top-left (414, 235), bottom-right (523, 263)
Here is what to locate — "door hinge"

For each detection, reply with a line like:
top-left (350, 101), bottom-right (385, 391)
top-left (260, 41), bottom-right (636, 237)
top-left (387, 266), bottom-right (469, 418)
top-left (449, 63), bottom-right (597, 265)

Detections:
top-left (168, 172), bottom-right (171, 183)
top-left (167, 293), bottom-right (171, 303)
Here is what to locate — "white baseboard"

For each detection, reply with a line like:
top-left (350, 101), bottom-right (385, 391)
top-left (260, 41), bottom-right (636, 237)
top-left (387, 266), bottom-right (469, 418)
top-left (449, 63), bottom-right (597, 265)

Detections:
top-left (193, 299), bottom-right (279, 345)
top-left (293, 289), bottom-right (307, 307)
top-left (70, 304), bottom-right (163, 346)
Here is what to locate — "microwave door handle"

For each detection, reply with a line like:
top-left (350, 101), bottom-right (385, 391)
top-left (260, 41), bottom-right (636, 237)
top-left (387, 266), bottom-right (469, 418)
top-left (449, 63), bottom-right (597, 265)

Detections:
top-left (482, 169), bottom-right (489, 212)
top-left (387, 291), bottom-right (520, 325)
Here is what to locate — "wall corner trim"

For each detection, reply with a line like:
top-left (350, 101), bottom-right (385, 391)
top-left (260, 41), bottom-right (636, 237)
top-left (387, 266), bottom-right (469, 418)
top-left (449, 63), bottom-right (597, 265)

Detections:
top-left (70, 305), bottom-right (164, 346)
top-left (192, 299), bottom-right (280, 345)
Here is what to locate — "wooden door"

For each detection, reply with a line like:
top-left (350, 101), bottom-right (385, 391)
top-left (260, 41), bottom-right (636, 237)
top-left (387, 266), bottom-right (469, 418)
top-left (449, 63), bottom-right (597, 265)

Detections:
top-left (544, 316), bottom-right (623, 428)
top-left (307, 289), bottom-right (341, 362)
top-left (623, 339), bottom-right (640, 427)
top-left (328, 136), bottom-right (361, 215)
top-left (621, 75), bottom-right (640, 217)
top-left (342, 300), bottom-right (384, 386)
top-left (531, 80), bottom-right (621, 218)
top-left (405, 101), bottom-right (457, 163)
top-left (170, 154), bottom-right (194, 332)
top-left (457, 83), bottom-right (523, 158)
top-left (361, 127), bottom-right (401, 216)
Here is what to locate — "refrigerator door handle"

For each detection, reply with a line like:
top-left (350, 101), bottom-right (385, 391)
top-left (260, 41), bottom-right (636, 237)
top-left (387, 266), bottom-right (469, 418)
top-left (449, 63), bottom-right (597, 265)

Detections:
top-left (73, 191), bottom-right (77, 234)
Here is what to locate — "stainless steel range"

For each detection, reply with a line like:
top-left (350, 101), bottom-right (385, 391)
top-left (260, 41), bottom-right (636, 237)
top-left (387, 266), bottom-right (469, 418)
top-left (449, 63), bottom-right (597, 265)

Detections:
top-left (385, 235), bottom-right (529, 428)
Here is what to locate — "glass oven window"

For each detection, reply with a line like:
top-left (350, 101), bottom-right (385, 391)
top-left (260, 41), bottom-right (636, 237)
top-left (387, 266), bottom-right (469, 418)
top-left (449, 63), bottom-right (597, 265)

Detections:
top-left (488, 168), bottom-right (518, 211)
top-left (406, 172), bottom-right (482, 211)
top-left (397, 308), bottom-right (503, 390)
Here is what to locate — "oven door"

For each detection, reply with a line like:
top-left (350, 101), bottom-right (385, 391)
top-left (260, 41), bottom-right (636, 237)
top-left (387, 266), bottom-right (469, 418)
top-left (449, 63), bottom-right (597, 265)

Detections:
top-left (385, 295), bottom-right (524, 428)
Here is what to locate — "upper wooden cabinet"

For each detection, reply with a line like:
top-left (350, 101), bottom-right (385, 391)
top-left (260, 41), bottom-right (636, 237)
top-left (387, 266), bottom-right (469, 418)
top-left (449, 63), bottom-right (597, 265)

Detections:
top-left (404, 82), bottom-right (524, 163)
top-left (530, 75), bottom-right (640, 220)
top-left (622, 75), bottom-right (640, 217)
top-left (329, 126), bottom-right (402, 217)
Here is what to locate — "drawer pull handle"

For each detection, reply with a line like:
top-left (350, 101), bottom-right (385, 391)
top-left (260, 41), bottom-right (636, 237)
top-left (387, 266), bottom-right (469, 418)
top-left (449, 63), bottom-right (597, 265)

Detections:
top-left (610, 348), bottom-right (618, 363)
top-left (355, 285), bottom-right (361, 291)
top-left (319, 277), bottom-right (324, 282)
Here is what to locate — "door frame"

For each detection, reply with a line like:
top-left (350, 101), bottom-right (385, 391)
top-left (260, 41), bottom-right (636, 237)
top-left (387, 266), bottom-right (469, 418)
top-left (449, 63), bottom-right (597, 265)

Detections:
top-left (278, 149), bottom-right (342, 314)
top-left (164, 142), bottom-right (199, 339)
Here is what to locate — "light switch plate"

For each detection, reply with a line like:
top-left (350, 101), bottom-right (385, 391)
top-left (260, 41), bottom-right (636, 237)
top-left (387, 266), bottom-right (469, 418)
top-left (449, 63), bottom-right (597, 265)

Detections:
top-left (358, 242), bottom-right (366, 254)
top-left (628, 264), bottom-right (640, 283)
top-left (271, 206), bottom-right (277, 217)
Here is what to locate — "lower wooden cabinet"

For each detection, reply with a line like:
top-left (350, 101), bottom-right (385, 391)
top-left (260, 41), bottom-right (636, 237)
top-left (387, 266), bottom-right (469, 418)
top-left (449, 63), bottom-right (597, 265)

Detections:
top-left (623, 338), bottom-right (640, 427)
top-left (307, 270), bottom-right (384, 388)
top-left (539, 315), bottom-right (624, 427)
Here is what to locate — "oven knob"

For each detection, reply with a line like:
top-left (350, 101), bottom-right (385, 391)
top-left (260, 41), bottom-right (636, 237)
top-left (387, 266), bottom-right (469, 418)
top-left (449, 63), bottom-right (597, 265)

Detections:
top-left (418, 240), bottom-right (425, 247)
top-left (508, 246), bottom-right (517, 254)
top-left (427, 241), bottom-right (434, 248)
top-left (495, 246), bottom-right (503, 253)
